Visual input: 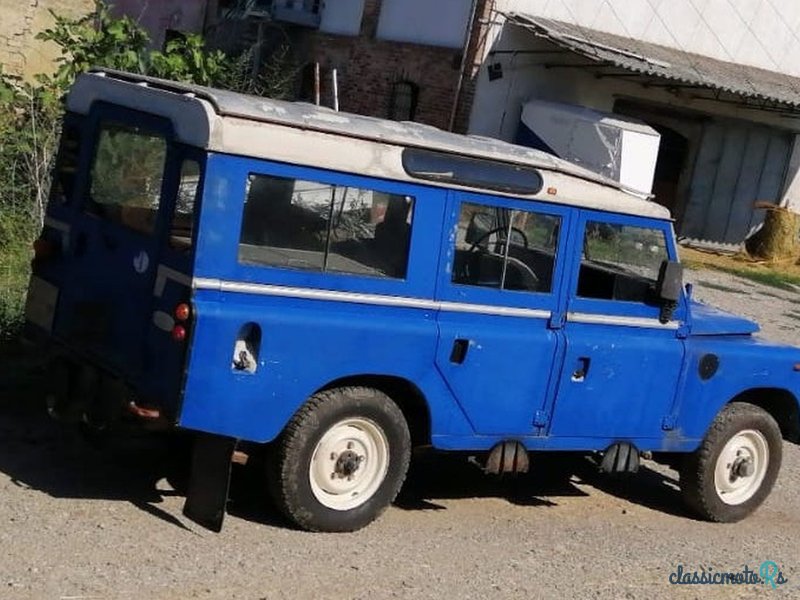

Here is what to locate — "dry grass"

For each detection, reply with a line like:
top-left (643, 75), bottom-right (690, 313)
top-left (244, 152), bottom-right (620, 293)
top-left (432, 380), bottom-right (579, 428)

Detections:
top-left (680, 246), bottom-right (800, 291)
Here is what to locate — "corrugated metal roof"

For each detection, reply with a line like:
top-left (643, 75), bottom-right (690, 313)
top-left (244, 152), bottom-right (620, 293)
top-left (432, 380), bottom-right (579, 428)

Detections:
top-left (506, 13), bottom-right (800, 110)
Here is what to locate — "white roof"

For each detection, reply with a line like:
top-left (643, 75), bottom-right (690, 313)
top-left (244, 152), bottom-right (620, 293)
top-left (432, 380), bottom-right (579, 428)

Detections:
top-left (65, 69), bottom-right (671, 220)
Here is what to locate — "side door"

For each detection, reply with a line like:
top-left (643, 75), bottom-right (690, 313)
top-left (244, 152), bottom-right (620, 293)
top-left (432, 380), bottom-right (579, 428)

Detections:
top-left (547, 211), bottom-right (685, 440)
top-left (434, 192), bottom-right (569, 436)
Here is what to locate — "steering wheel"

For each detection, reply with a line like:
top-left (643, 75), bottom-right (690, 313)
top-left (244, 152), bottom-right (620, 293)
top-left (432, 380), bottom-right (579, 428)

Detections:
top-left (463, 226), bottom-right (538, 290)
top-left (468, 226), bottom-right (529, 253)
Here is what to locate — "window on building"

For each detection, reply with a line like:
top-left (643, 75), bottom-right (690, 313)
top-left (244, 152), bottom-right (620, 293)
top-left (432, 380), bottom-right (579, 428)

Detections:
top-left (389, 80), bottom-right (418, 121)
top-left (452, 202), bottom-right (560, 293)
top-left (577, 222), bottom-right (668, 302)
top-left (239, 173), bottom-right (414, 279)
top-left (88, 122), bottom-right (167, 236)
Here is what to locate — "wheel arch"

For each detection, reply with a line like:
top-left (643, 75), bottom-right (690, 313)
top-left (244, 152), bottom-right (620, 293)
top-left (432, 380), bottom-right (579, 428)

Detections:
top-left (317, 374), bottom-right (431, 447)
top-left (729, 387), bottom-right (800, 443)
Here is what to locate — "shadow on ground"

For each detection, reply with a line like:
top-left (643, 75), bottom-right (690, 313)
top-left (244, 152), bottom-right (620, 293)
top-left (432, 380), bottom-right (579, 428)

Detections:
top-left (0, 344), bottom-right (693, 532)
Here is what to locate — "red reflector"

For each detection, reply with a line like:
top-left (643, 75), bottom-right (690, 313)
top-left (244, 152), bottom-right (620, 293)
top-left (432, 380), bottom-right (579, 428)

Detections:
top-left (174, 303), bottom-right (191, 322)
top-left (546, 187), bottom-right (558, 195)
top-left (171, 324), bottom-right (187, 342)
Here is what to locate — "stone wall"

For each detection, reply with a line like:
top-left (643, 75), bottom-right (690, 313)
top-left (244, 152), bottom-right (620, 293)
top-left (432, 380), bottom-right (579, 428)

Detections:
top-left (0, 0), bottom-right (94, 79)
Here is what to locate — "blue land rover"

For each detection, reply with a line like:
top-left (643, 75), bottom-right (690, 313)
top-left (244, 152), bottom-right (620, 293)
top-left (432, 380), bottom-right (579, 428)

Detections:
top-left (25, 69), bottom-right (800, 532)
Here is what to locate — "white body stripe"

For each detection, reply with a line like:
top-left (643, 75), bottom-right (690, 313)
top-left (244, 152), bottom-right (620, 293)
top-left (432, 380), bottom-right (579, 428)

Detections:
top-left (567, 311), bottom-right (679, 329)
top-left (193, 278), bottom-right (551, 320)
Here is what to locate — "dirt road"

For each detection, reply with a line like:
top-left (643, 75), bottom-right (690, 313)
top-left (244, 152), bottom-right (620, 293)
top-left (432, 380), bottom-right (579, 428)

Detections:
top-left (0, 267), bottom-right (798, 599)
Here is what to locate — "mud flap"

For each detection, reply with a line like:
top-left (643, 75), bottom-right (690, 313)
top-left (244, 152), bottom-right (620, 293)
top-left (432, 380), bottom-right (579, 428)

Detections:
top-left (183, 433), bottom-right (237, 532)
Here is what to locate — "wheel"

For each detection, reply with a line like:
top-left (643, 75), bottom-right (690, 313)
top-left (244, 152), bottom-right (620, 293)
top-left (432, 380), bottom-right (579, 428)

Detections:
top-left (269, 386), bottom-right (411, 532)
top-left (680, 402), bottom-right (782, 522)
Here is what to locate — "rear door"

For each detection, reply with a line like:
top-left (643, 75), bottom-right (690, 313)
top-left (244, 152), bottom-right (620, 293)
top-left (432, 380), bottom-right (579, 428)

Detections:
top-left (434, 192), bottom-right (569, 435)
top-left (53, 107), bottom-right (178, 378)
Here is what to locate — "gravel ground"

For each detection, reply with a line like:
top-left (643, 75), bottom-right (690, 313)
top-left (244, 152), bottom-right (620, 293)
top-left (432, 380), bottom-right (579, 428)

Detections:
top-left (0, 267), bottom-right (798, 600)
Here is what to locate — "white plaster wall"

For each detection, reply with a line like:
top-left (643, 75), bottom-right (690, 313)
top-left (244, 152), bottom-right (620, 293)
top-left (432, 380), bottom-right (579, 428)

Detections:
top-left (497, 0), bottom-right (800, 77)
top-left (469, 24), bottom-right (800, 142)
top-left (376, 0), bottom-right (472, 48)
top-left (320, 0), bottom-right (365, 36)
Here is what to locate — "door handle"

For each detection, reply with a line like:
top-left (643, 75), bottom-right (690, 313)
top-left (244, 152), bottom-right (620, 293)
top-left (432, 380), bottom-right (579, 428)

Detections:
top-left (449, 339), bottom-right (470, 364)
top-left (572, 357), bottom-right (590, 382)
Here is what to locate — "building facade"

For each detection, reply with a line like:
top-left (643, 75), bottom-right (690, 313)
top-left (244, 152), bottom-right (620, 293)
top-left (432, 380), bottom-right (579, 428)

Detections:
top-left (292, 0), bottom-right (488, 132)
top-left (467, 0), bottom-right (800, 246)
top-left (0, 0), bottom-right (94, 78)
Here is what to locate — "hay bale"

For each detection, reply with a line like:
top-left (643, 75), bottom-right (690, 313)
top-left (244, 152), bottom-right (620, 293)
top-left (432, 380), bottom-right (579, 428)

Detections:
top-left (745, 204), bottom-right (799, 260)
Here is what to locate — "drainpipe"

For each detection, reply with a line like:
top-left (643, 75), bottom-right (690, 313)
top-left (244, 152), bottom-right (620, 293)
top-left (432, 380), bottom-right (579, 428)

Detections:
top-left (448, 0), bottom-right (482, 131)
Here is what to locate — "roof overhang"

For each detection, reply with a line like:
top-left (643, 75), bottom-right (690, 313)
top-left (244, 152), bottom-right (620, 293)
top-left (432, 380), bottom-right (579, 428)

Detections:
top-left (503, 13), bottom-right (800, 115)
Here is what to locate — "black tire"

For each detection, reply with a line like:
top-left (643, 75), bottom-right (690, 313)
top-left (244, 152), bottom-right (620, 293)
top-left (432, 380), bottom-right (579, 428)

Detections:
top-left (268, 386), bottom-right (411, 532)
top-left (680, 402), bottom-right (782, 523)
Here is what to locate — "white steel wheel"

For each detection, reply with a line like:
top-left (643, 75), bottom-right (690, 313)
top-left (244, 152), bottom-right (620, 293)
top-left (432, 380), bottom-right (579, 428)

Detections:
top-left (269, 386), bottom-right (411, 532)
top-left (680, 402), bottom-right (782, 523)
top-left (309, 417), bottom-right (390, 511)
top-left (713, 429), bottom-right (768, 505)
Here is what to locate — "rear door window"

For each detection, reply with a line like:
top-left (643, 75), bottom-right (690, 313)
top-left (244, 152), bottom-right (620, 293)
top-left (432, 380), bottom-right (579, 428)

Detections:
top-left (88, 122), bottom-right (167, 235)
top-left (239, 173), bottom-right (414, 279)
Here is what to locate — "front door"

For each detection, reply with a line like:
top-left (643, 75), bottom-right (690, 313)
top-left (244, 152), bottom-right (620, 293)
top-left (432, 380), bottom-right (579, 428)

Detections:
top-left (434, 193), bottom-right (569, 435)
top-left (548, 211), bottom-right (685, 440)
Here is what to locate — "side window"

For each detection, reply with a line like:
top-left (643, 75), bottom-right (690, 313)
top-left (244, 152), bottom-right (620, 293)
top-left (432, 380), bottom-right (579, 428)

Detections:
top-left (452, 202), bottom-right (560, 293)
top-left (88, 122), bottom-right (167, 235)
top-left (239, 173), bottom-right (414, 279)
top-left (169, 160), bottom-right (201, 252)
top-left (50, 123), bottom-right (82, 205)
top-left (577, 221), bottom-right (668, 302)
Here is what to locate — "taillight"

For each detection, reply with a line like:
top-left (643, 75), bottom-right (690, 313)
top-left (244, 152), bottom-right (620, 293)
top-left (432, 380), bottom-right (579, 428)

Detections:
top-left (171, 324), bottom-right (187, 342)
top-left (174, 303), bottom-right (191, 322)
top-left (171, 302), bottom-right (192, 343)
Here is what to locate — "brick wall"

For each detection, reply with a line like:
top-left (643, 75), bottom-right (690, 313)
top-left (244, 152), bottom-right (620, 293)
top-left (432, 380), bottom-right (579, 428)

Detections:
top-left (0, 0), bottom-right (94, 79)
top-left (301, 0), bottom-right (489, 133)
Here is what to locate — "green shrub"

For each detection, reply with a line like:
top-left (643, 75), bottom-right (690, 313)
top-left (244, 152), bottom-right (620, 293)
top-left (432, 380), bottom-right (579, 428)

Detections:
top-left (0, 1), bottom-right (296, 345)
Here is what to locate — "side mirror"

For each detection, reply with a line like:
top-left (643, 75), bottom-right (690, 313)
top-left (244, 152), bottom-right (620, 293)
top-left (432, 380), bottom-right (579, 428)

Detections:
top-left (656, 260), bottom-right (683, 323)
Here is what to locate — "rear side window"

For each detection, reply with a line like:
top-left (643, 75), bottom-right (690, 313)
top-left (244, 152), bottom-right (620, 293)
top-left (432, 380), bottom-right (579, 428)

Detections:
top-left (239, 173), bottom-right (414, 279)
top-left (169, 159), bottom-right (201, 252)
top-left (403, 149), bottom-right (543, 195)
top-left (50, 123), bottom-right (82, 205)
top-left (88, 122), bottom-right (167, 235)
top-left (452, 202), bottom-right (561, 293)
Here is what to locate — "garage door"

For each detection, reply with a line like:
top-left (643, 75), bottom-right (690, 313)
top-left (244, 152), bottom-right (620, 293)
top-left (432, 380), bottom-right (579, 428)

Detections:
top-left (681, 121), bottom-right (791, 245)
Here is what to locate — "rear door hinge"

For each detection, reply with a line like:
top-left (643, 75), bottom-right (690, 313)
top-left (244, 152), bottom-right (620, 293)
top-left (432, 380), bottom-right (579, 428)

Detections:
top-left (534, 410), bottom-right (549, 427)
top-left (662, 415), bottom-right (676, 431)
